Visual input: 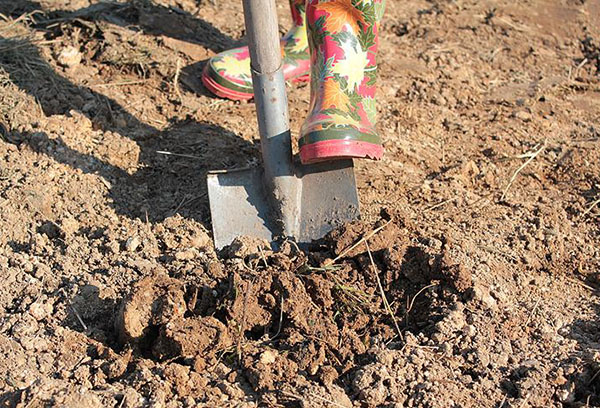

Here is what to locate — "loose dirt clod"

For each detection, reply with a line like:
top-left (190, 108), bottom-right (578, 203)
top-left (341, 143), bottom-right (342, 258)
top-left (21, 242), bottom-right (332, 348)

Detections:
top-left (153, 316), bottom-right (232, 365)
top-left (57, 46), bottom-right (81, 68)
top-left (115, 272), bottom-right (187, 344)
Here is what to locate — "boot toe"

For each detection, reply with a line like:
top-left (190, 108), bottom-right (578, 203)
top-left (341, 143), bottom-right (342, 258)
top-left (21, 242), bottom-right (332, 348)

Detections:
top-left (201, 50), bottom-right (254, 100)
top-left (299, 126), bottom-right (383, 163)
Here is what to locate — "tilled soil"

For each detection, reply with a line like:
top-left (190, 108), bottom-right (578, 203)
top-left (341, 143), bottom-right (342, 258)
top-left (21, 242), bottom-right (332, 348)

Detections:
top-left (0, 0), bottom-right (599, 407)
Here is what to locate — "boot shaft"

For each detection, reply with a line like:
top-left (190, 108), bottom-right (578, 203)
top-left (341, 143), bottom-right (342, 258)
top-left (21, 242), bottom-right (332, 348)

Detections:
top-left (202, 0), bottom-right (311, 100)
top-left (289, 0), bottom-right (306, 26)
top-left (299, 0), bottom-right (386, 163)
top-left (305, 0), bottom-right (385, 93)
top-left (283, 0), bottom-right (309, 58)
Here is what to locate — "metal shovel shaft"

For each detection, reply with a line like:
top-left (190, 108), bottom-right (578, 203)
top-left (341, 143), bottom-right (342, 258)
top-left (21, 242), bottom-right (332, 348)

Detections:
top-left (206, 0), bottom-right (360, 250)
top-left (242, 0), bottom-right (301, 238)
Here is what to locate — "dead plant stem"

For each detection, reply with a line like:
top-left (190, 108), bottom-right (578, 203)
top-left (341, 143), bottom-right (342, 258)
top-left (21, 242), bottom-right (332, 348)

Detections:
top-left (173, 58), bottom-right (182, 101)
top-left (280, 390), bottom-right (349, 408)
top-left (365, 241), bottom-right (403, 341)
top-left (406, 283), bottom-right (437, 320)
top-left (70, 303), bottom-right (88, 331)
top-left (524, 296), bottom-right (541, 327)
top-left (500, 140), bottom-right (546, 201)
top-left (424, 197), bottom-right (457, 212)
top-left (325, 219), bottom-right (392, 266)
top-left (581, 198), bottom-right (600, 219)
top-left (156, 150), bottom-right (204, 160)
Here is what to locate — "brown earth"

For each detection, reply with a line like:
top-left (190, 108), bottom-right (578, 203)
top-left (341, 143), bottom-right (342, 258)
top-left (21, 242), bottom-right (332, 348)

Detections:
top-left (0, 0), bottom-right (599, 407)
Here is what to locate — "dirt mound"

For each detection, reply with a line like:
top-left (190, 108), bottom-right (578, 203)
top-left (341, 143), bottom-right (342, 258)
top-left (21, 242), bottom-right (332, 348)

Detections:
top-left (153, 316), bottom-right (232, 365)
top-left (113, 220), bottom-right (472, 404)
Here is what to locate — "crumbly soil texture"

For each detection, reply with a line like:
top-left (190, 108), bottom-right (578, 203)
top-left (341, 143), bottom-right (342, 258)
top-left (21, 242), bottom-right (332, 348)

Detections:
top-left (0, 0), bottom-right (599, 407)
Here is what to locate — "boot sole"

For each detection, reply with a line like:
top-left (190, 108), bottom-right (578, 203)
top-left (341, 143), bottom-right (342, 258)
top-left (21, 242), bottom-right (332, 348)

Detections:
top-left (202, 67), bottom-right (310, 101)
top-left (201, 72), bottom-right (254, 101)
top-left (300, 139), bottom-right (384, 164)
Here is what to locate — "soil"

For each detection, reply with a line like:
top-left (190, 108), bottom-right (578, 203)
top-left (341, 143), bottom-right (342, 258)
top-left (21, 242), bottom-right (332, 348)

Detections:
top-left (0, 0), bottom-right (599, 407)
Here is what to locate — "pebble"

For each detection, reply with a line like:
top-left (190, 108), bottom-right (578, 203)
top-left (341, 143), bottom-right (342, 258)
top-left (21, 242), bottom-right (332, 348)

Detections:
top-left (472, 284), bottom-right (498, 310)
top-left (23, 261), bottom-right (34, 273)
top-left (514, 110), bottom-right (532, 121)
top-left (125, 236), bottom-right (141, 252)
top-left (463, 325), bottom-right (477, 337)
top-left (174, 249), bottom-right (198, 261)
top-left (34, 263), bottom-right (51, 279)
top-left (113, 115), bottom-right (127, 128)
top-left (57, 46), bottom-right (82, 68)
top-left (440, 342), bottom-right (453, 355)
top-left (61, 217), bottom-right (80, 235)
top-left (259, 350), bottom-right (277, 365)
top-left (29, 300), bottom-right (53, 321)
top-left (556, 382), bottom-right (576, 403)
top-left (107, 240), bottom-right (120, 254)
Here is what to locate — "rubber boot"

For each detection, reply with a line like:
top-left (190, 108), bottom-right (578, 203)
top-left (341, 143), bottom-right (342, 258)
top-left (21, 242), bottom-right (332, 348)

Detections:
top-left (299, 0), bottom-right (386, 163)
top-left (202, 0), bottom-right (309, 100)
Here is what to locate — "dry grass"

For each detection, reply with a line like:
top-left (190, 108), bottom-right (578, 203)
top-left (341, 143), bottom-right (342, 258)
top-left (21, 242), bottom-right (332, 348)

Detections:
top-left (581, 198), bottom-right (600, 220)
top-left (0, 17), bottom-right (61, 129)
top-left (324, 218), bottom-right (393, 266)
top-left (500, 140), bottom-right (546, 201)
top-left (365, 240), bottom-right (403, 342)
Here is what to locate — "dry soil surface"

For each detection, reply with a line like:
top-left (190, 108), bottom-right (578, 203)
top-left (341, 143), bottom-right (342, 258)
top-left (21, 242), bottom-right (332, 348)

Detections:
top-left (0, 0), bottom-right (599, 407)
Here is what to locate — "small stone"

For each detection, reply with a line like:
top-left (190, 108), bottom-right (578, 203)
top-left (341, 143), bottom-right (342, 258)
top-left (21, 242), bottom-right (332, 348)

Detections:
top-left (226, 236), bottom-right (271, 258)
top-left (462, 160), bottom-right (480, 179)
top-left (23, 261), bottom-right (34, 273)
top-left (113, 115), bottom-right (127, 128)
top-left (259, 350), bottom-right (277, 365)
top-left (430, 332), bottom-right (444, 344)
top-left (29, 300), bottom-right (53, 321)
top-left (213, 362), bottom-right (231, 379)
top-left (556, 382), bottom-right (576, 403)
top-left (472, 284), bottom-right (498, 310)
top-left (125, 236), bottom-right (141, 252)
top-left (61, 217), bottom-right (80, 235)
top-left (107, 240), bottom-right (120, 254)
top-left (514, 110), bottom-right (532, 121)
top-left (57, 46), bottom-right (82, 68)
top-left (190, 231), bottom-right (211, 249)
top-left (121, 388), bottom-right (144, 408)
top-left (444, 310), bottom-right (466, 332)
top-left (440, 342), bottom-right (452, 355)
top-left (34, 263), bottom-right (51, 279)
top-left (174, 248), bottom-right (198, 261)
top-left (463, 325), bottom-right (477, 337)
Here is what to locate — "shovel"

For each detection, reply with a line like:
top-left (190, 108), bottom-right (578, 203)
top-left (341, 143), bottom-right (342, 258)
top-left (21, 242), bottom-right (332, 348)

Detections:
top-left (207, 0), bottom-right (360, 250)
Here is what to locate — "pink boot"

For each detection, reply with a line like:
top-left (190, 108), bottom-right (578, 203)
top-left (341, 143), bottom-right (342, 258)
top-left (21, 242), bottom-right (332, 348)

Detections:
top-left (299, 0), bottom-right (386, 163)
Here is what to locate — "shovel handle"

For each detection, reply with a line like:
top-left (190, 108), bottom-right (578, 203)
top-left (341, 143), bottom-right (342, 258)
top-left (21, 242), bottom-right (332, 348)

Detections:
top-left (242, 0), bottom-right (282, 75)
top-left (242, 0), bottom-right (299, 239)
top-left (241, 0), bottom-right (291, 149)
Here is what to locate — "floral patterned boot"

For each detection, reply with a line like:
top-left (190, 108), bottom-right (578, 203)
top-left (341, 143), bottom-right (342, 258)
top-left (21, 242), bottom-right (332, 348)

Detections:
top-left (299, 0), bottom-right (386, 163)
top-left (202, 0), bottom-right (310, 100)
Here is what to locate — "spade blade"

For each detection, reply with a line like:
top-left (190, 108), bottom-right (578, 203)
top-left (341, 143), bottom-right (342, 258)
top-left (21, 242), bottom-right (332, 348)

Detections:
top-left (296, 159), bottom-right (360, 244)
top-left (207, 167), bottom-right (275, 250)
top-left (207, 159), bottom-right (360, 251)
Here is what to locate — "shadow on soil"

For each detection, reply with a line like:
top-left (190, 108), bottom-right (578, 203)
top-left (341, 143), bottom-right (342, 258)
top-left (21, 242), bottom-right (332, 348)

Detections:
top-left (0, 29), bottom-right (258, 228)
top-left (563, 299), bottom-right (600, 406)
top-left (67, 284), bottom-right (120, 345)
top-left (0, 0), bottom-right (238, 53)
